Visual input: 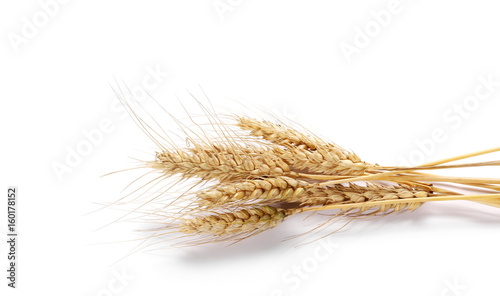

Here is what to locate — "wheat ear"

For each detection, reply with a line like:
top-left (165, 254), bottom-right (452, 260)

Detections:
top-left (147, 144), bottom-right (293, 182)
top-left (236, 116), bottom-right (373, 175)
top-left (176, 205), bottom-right (290, 243)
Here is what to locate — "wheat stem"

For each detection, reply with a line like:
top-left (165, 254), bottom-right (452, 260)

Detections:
top-left (421, 146), bottom-right (500, 167)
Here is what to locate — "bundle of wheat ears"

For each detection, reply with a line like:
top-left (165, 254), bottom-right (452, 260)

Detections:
top-left (113, 92), bottom-right (500, 247)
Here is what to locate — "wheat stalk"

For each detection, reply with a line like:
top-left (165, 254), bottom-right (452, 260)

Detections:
top-left (111, 91), bottom-right (500, 247)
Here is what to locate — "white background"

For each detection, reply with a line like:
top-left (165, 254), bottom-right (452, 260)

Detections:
top-left (2, 1), bottom-right (500, 295)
